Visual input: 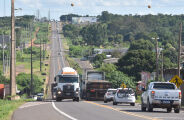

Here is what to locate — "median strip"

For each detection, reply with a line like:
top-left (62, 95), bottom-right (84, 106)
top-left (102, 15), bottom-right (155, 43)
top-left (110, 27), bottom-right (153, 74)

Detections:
top-left (84, 101), bottom-right (161, 120)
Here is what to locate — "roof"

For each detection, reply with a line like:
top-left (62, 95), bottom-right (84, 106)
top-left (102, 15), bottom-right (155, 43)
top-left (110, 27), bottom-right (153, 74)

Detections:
top-left (57, 67), bottom-right (78, 76)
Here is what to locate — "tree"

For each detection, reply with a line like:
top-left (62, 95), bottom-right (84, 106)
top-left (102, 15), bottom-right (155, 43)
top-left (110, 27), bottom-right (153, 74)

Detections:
top-left (16, 73), bottom-right (43, 94)
top-left (99, 64), bottom-right (135, 88)
top-left (117, 50), bottom-right (156, 81)
top-left (0, 71), bottom-right (9, 84)
top-left (80, 23), bottom-right (108, 46)
top-left (129, 39), bottom-right (154, 51)
top-left (93, 53), bottom-right (106, 68)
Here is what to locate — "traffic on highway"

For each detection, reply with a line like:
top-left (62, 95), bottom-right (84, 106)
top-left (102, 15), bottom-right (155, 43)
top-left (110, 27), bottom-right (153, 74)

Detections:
top-left (1, 0), bottom-right (184, 120)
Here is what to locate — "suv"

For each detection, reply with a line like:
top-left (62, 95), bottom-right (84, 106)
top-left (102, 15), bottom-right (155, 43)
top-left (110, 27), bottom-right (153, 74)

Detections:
top-left (113, 88), bottom-right (136, 106)
top-left (104, 89), bottom-right (117, 103)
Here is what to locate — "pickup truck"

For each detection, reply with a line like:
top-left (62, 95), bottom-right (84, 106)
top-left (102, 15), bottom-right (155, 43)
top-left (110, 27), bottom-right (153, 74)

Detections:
top-left (141, 82), bottom-right (181, 113)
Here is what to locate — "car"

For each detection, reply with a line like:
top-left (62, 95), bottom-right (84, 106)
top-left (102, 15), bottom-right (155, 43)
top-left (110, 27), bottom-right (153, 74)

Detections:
top-left (37, 93), bottom-right (44, 101)
top-left (113, 88), bottom-right (136, 106)
top-left (141, 82), bottom-right (181, 113)
top-left (104, 88), bottom-right (117, 103)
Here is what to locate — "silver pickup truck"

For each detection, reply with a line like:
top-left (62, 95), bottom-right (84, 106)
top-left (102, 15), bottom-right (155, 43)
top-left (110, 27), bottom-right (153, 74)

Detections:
top-left (141, 82), bottom-right (181, 113)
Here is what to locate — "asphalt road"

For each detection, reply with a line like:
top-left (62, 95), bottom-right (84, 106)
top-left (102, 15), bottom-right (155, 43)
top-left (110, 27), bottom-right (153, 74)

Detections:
top-left (12, 22), bottom-right (184, 120)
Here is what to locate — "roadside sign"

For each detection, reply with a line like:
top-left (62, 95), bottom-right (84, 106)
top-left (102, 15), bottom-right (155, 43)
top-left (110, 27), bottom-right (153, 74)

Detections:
top-left (120, 83), bottom-right (126, 88)
top-left (170, 75), bottom-right (183, 88)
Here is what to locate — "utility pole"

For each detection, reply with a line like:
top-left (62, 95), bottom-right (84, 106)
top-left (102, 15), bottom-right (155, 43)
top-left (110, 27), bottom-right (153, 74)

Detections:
top-left (3, 33), bottom-right (5, 75)
top-left (152, 37), bottom-right (159, 81)
top-left (178, 22), bottom-right (182, 77)
top-left (30, 23), bottom-right (33, 96)
top-left (161, 51), bottom-right (164, 81)
top-left (40, 38), bottom-right (42, 72)
top-left (178, 22), bottom-right (184, 105)
top-left (10, 0), bottom-right (16, 98)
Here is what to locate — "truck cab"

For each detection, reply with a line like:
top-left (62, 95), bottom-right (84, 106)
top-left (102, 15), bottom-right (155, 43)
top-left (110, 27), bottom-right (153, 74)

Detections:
top-left (54, 67), bottom-right (80, 102)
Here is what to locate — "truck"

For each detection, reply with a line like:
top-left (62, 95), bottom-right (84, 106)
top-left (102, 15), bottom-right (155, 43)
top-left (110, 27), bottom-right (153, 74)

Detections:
top-left (81, 70), bottom-right (112, 100)
top-left (53, 67), bottom-right (80, 102)
top-left (141, 82), bottom-right (181, 113)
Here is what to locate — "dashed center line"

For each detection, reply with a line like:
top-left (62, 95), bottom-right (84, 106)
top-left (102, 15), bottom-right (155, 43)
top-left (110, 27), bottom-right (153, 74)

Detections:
top-left (84, 101), bottom-right (161, 120)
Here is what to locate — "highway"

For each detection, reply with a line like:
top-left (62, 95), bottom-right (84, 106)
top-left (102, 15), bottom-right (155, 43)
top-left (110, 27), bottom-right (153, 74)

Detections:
top-left (12, 22), bottom-right (184, 120)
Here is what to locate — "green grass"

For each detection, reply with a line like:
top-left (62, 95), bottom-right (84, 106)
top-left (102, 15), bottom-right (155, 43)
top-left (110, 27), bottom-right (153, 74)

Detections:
top-left (135, 95), bottom-right (141, 104)
top-left (66, 55), bottom-right (82, 75)
top-left (0, 100), bottom-right (25, 120)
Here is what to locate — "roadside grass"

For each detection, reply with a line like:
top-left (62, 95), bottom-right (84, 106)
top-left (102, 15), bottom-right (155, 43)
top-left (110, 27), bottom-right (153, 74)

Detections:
top-left (0, 100), bottom-right (25, 120)
top-left (66, 55), bottom-right (82, 75)
top-left (136, 95), bottom-right (141, 104)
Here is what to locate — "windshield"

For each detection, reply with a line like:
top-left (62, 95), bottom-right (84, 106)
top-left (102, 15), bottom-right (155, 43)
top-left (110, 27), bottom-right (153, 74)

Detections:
top-left (118, 89), bottom-right (134, 94)
top-left (59, 76), bottom-right (78, 83)
top-left (108, 90), bottom-right (117, 94)
top-left (153, 83), bottom-right (175, 89)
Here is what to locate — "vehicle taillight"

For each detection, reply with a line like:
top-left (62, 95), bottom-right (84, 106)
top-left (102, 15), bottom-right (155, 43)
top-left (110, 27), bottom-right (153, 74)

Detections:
top-left (179, 92), bottom-right (181, 99)
top-left (90, 89), bottom-right (95, 92)
top-left (107, 93), bottom-right (111, 95)
top-left (151, 91), bottom-right (155, 98)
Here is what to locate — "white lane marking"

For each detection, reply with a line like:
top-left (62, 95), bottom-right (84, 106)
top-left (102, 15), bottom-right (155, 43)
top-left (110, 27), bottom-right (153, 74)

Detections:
top-left (52, 102), bottom-right (78, 120)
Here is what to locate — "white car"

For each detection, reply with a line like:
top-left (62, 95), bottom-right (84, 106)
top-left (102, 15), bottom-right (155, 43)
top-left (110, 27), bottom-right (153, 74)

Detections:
top-left (141, 82), bottom-right (181, 113)
top-left (113, 88), bottom-right (136, 106)
top-left (104, 89), bottom-right (117, 103)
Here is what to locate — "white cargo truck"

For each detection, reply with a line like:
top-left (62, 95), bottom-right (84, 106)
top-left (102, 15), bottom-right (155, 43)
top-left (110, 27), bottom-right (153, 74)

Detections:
top-left (53, 67), bottom-right (80, 102)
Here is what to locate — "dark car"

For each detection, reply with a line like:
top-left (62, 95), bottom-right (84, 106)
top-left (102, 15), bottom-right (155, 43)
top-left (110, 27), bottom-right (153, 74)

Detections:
top-left (37, 93), bottom-right (44, 101)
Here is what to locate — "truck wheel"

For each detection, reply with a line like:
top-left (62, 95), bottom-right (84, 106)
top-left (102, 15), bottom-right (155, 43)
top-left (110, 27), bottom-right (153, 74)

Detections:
top-left (147, 99), bottom-right (153, 112)
top-left (174, 107), bottom-right (180, 113)
top-left (167, 108), bottom-right (172, 113)
top-left (130, 103), bottom-right (135, 106)
top-left (56, 98), bottom-right (61, 102)
top-left (141, 99), bottom-right (146, 111)
top-left (76, 97), bottom-right (80, 102)
top-left (113, 102), bottom-right (117, 105)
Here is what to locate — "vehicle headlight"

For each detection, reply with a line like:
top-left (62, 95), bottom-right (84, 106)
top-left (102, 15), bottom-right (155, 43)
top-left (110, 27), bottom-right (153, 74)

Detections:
top-left (58, 91), bottom-right (62, 94)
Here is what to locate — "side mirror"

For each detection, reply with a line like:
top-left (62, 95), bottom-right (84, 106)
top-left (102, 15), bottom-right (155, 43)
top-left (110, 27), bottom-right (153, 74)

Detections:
top-left (54, 77), bottom-right (56, 82)
top-left (142, 88), bottom-right (146, 91)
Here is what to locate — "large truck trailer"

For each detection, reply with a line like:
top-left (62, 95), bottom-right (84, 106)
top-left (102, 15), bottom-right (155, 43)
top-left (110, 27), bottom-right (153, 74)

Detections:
top-left (81, 70), bottom-right (112, 100)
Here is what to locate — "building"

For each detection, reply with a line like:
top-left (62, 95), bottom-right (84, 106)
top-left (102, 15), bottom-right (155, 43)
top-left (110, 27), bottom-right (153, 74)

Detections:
top-left (72, 17), bottom-right (97, 24)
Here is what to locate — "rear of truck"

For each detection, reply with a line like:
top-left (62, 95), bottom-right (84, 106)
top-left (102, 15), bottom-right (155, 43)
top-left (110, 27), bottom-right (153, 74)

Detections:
top-left (86, 81), bottom-right (112, 100)
top-left (149, 83), bottom-right (181, 110)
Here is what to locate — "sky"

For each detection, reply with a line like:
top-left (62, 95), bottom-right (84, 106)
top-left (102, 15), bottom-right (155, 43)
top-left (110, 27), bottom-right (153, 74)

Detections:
top-left (1, 0), bottom-right (184, 20)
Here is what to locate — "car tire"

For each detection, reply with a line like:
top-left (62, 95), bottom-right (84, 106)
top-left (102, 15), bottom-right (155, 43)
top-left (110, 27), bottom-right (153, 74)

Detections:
top-left (147, 99), bottom-right (153, 112)
top-left (113, 102), bottom-right (117, 105)
top-left (130, 103), bottom-right (135, 106)
top-left (104, 100), bottom-right (107, 103)
top-left (141, 98), bottom-right (146, 111)
top-left (56, 98), bottom-right (61, 102)
top-left (174, 106), bottom-right (180, 113)
top-left (167, 108), bottom-right (172, 113)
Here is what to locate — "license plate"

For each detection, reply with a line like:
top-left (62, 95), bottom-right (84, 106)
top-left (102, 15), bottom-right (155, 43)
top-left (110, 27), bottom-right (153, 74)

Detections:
top-left (162, 100), bottom-right (170, 104)
top-left (66, 93), bottom-right (71, 95)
